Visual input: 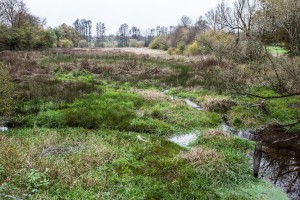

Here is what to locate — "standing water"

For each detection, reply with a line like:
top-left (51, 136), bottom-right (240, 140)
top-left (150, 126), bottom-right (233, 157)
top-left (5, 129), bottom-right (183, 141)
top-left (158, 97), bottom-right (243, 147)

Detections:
top-left (0, 127), bottom-right (8, 132)
top-left (165, 93), bottom-right (299, 199)
top-left (169, 131), bottom-right (200, 147)
top-left (223, 122), bottom-right (300, 199)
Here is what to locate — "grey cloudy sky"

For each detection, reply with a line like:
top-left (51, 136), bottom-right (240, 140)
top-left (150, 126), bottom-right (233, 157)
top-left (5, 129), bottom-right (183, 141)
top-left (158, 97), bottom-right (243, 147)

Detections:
top-left (22, 0), bottom-right (233, 34)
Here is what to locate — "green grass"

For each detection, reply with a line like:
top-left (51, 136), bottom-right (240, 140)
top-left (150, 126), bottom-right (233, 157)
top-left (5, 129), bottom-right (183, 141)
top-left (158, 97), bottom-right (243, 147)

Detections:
top-left (0, 128), bottom-right (288, 200)
top-left (24, 89), bottom-right (222, 135)
top-left (266, 45), bottom-right (288, 54)
top-left (0, 50), bottom-right (294, 199)
top-left (54, 70), bottom-right (95, 82)
top-left (227, 87), bottom-right (300, 129)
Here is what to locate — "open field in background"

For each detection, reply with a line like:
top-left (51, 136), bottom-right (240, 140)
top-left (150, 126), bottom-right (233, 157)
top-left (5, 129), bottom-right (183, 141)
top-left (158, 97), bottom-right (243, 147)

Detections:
top-left (78, 47), bottom-right (214, 62)
top-left (266, 46), bottom-right (288, 55)
top-left (0, 48), bottom-right (296, 199)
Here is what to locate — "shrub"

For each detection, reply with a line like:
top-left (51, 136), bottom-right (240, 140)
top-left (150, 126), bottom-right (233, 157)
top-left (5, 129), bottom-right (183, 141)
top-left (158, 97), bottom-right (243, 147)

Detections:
top-left (149, 37), bottom-right (161, 49)
top-left (197, 30), bottom-right (264, 62)
top-left (187, 41), bottom-right (200, 55)
top-left (149, 36), bottom-right (169, 50)
top-left (197, 30), bottom-right (235, 56)
top-left (78, 40), bottom-right (88, 48)
top-left (59, 39), bottom-right (74, 48)
top-left (129, 39), bottom-right (145, 48)
top-left (167, 47), bottom-right (175, 55)
top-left (177, 41), bottom-right (186, 54)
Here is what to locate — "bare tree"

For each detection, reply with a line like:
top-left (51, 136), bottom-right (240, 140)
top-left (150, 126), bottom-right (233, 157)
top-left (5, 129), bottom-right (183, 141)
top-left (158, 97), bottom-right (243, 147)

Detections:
top-left (117, 23), bottom-right (129, 47)
top-left (194, 16), bottom-right (209, 32)
top-left (207, 0), bottom-right (259, 39)
top-left (143, 28), bottom-right (155, 46)
top-left (258, 0), bottom-right (300, 55)
top-left (129, 26), bottom-right (141, 40)
top-left (205, 8), bottom-right (225, 31)
top-left (179, 15), bottom-right (193, 28)
top-left (96, 22), bottom-right (106, 47)
top-left (73, 18), bottom-right (92, 42)
top-left (0, 0), bottom-right (28, 27)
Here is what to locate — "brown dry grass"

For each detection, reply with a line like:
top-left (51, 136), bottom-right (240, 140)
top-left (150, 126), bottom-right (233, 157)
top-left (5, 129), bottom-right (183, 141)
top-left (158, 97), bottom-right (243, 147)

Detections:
top-left (139, 90), bottom-right (168, 101)
top-left (204, 129), bottom-right (230, 137)
top-left (196, 95), bottom-right (235, 112)
top-left (179, 147), bottom-right (224, 166)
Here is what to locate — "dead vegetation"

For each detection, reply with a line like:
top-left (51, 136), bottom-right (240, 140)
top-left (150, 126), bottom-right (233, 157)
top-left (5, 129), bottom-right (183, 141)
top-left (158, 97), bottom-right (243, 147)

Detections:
top-left (204, 129), bottom-right (230, 137)
top-left (139, 90), bottom-right (168, 101)
top-left (196, 95), bottom-right (236, 112)
top-left (179, 147), bottom-right (224, 166)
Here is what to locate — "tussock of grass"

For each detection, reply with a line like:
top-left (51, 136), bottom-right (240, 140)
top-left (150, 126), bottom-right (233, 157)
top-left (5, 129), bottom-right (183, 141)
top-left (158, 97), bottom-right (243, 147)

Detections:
top-left (138, 90), bottom-right (168, 101)
top-left (204, 129), bottom-right (230, 137)
top-left (227, 105), bottom-right (267, 129)
top-left (197, 95), bottom-right (236, 113)
top-left (179, 147), bottom-right (224, 165)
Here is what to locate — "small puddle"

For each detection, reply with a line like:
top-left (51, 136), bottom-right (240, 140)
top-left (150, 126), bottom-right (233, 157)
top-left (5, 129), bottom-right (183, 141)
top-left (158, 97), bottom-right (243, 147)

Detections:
top-left (221, 123), bottom-right (257, 140)
top-left (169, 132), bottom-right (200, 147)
top-left (184, 99), bottom-right (203, 110)
top-left (0, 127), bottom-right (8, 132)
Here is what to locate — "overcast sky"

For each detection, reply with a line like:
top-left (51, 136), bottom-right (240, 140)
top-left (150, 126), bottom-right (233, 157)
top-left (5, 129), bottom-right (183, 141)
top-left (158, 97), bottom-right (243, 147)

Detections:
top-left (22, 0), bottom-right (234, 34)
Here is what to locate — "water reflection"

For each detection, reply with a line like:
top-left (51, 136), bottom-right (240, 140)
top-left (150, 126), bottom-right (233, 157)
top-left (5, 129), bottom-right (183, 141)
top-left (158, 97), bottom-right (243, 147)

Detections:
top-left (258, 129), bottom-right (300, 200)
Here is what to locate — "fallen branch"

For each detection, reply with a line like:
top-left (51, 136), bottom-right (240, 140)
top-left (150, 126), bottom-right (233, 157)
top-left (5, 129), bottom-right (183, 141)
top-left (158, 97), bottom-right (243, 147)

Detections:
top-left (272, 134), bottom-right (300, 144)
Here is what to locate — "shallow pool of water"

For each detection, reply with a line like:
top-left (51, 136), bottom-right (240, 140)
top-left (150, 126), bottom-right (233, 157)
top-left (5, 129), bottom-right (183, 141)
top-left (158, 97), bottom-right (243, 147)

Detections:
top-left (184, 99), bottom-right (203, 110)
top-left (169, 131), bottom-right (200, 147)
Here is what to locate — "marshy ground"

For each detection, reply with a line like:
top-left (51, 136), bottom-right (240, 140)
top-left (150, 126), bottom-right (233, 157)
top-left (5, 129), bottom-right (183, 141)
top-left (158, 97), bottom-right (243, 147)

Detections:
top-left (0, 48), bottom-right (298, 199)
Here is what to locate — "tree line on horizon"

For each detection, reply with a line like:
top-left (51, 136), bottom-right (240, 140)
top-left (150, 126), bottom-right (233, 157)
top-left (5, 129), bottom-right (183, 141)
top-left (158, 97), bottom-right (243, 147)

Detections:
top-left (0, 0), bottom-right (299, 56)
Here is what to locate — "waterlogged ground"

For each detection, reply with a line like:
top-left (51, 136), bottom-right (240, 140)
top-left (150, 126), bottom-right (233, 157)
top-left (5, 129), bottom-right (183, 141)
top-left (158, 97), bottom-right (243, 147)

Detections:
top-left (0, 49), bottom-right (298, 199)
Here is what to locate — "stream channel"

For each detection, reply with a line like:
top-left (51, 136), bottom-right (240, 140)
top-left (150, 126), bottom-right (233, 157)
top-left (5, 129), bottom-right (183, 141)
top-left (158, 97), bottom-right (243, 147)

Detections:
top-left (167, 94), bottom-right (300, 199)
